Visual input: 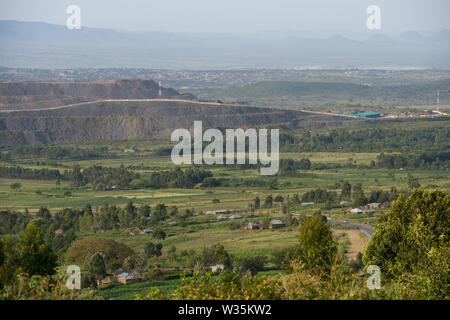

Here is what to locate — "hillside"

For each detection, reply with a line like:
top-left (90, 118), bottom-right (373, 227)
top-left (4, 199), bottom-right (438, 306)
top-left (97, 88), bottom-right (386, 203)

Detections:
top-left (0, 79), bottom-right (195, 110)
top-left (210, 79), bottom-right (450, 108)
top-left (0, 100), bottom-right (359, 146)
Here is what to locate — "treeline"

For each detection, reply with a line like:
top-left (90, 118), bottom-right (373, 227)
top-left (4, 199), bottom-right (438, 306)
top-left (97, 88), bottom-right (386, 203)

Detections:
top-left (376, 151), bottom-right (450, 170)
top-left (71, 165), bottom-right (138, 189)
top-left (0, 201), bottom-right (177, 247)
top-left (280, 125), bottom-right (449, 153)
top-left (5, 145), bottom-right (111, 160)
top-left (146, 167), bottom-right (212, 189)
top-left (279, 158), bottom-right (311, 176)
top-left (0, 165), bottom-right (64, 180)
top-left (0, 164), bottom-right (214, 190)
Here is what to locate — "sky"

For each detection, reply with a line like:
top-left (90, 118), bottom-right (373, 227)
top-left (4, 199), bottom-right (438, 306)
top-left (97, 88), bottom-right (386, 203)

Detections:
top-left (0, 0), bottom-right (449, 35)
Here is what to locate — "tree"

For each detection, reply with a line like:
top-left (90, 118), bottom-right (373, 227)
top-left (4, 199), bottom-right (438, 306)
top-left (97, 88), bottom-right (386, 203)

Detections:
top-left (363, 189), bottom-right (449, 298)
top-left (340, 181), bottom-right (351, 198)
top-left (144, 242), bottom-right (163, 257)
top-left (268, 178), bottom-right (279, 190)
top-left (254, 197), bottom-right (260, 209)
top-left (66, 237), bottom-right (134, 267)
top-left (352, 183), bottom-right (367, 206)
top-left (87, 252), bottom-right (106, 280)
top-left (0, 240), bottom-right (4, 289)
top-left (19, 223), bottom-right (58, 276)
top-left (407, 174), bottom-right (421, 189)
top-left (264, 195), bottom-right (273, 208)
top-left (10, 183), bottom-right (22, 192)
top-left (274, 195), bottom-right (284, 203)
top-left (295, 215), bottom-right (337, 276)
top-left (233, 255), bottom-right (268, 275)
top-left (152, 227), bottom-right (166, 240)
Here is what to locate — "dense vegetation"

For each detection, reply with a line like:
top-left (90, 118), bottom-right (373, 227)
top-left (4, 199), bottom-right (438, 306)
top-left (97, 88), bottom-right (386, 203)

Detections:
top-left (280, 124), bottom-right (449, 153)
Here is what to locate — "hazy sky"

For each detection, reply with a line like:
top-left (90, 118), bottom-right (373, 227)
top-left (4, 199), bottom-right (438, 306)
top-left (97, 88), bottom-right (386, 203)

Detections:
top-left (0, 0), bottom-right (449, 35)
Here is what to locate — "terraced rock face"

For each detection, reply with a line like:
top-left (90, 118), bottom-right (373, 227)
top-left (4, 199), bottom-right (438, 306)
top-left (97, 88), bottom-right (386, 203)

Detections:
top-left (0, 79), bottom-right (194, 110)
top-left (0, 100), bottom-right (356, 146)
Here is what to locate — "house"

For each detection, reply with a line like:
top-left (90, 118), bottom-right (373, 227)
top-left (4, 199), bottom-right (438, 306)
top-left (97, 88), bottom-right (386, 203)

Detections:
top-left (269, 219), bottom-right (286, 229)
top-left (209, 264), bottom-right (224, 272)
top-left (122, 229), bottom-right (132, 235)
top-left (349, 208), bottom-right (363, 214)
top-left (217, 215), bottom-right (227, 221)
top-left (143, 228), bottom-right (153, 234)
top-left (243, 222), bottom-right (260, 230)
top-left (380, 201), bottom-right (391, 208)
top-left (129, 228), bottom-right (143, 235)
top-left (99, 276), bottom-right (115, 286)
top-left (366, 203), bottom-right (380, 209)
top-left (229, 214), bottom-right (243, 220)
top-left (301, 202), bottom-right (314, 206)
top-left (117, 272), bottom-right (136, 284)
top-left (132, 271), bottom-right (143, 281)
top-left (113, 268), bottom-right (124, 276)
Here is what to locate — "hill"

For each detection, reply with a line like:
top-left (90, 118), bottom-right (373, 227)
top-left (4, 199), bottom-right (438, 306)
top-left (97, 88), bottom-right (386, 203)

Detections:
top-left (0, 79), bottom-right (195, 110)
top-left (0, 99), bottom-right (358, 146)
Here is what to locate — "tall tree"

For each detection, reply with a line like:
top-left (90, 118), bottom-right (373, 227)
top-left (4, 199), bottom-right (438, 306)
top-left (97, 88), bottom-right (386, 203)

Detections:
top-left (363, 189), bottom-right (449, 298)
top-left (87, 252), bottom-right (107, 281)
top-left (19, 223), bottom-right (58, 276)
top-left (295, 215), bottom-right (337, 276)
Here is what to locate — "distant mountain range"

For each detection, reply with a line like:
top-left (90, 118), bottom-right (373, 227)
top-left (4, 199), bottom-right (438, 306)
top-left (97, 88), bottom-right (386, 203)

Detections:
top-left (0, 20), bottom-right (449, 69)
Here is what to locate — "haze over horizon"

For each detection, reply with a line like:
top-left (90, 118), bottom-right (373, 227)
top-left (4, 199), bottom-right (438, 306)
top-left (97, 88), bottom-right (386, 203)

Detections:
top-left (0, 1), bottom-right (449, 69)
top-left (0, 0), bottom-right (449, 37)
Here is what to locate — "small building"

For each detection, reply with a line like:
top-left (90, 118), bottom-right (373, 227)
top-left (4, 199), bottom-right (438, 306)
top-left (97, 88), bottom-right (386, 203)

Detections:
top-left (366, 203), bottom-right (381, 209)
top-left (54, 229), bottom-right (64, 235)
top-left (167, 221), bottom-right (177, 226)
top-left (209, 264), bottom-right (225, 272)
top-left (205, 209), bottom-right (229, 215)
top-left (129, 228), bottom-right (143, 235)
top-left (363, 209), bottom-right (376, 214)
top-left (269, 219), bottom-right (286, 229)
top-left (301, 202), bottom-right (314, 206)
top-left (290, 213), bottom-right (301, 218)
top-left (339, 200), bottom-right (350, 206)
top-left (122, 229), bottom-right (132, 235)
top-left (229, 214), bottom-right (243, 220)
top-left (132, 271), bottom-right (143, 281)
top-left (113, 268), bottom-right (124, 276)
top-left (217, 215), bottom-right (227, 221)
top-left (243, 222), bottom-right (260, 230)
top-left (380, 201), bottom-right (391, 208)
top-left (117, 272), bottom-right (135, 284)
top-left (349, 208), bottom-right (363, 214)
top-left (99, 276), bottom-right (115, 286)
top-left (143, 228), bottom-right (153, 234)
top-left (351, 111), bottom-right (381, 118)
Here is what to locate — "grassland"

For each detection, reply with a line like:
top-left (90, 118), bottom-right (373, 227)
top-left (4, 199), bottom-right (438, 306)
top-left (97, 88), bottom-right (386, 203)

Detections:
top-left (0, 118), bottom-right (448, 299)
